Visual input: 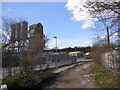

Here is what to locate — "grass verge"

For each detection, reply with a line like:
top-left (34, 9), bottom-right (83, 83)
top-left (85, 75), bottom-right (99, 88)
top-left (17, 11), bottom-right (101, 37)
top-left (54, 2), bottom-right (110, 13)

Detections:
top-left (90, 64), bottom-right (119, 89)
top-left (2, 70), bottom-right (57, 89)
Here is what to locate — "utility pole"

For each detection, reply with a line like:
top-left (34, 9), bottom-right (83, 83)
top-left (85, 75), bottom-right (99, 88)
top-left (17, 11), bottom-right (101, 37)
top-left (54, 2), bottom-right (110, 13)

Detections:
top-left (106, 26), bottom-right (110, 48)
top-left (106, 26), bottom-right (110, 68)
top-left (117, 23), bottom-right (120, 89)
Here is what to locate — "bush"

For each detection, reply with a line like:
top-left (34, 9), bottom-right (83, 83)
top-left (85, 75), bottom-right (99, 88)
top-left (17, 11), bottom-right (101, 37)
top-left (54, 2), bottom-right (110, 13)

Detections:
top-left (2, 70), bottom-right (58, 89)
top-left (3, 77), bottom-right (25, 88)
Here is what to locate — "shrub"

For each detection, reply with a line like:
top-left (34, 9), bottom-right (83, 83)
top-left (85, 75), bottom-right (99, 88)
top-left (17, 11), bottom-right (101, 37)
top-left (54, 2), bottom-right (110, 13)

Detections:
top-left (3, 77), bottom-right (25, 88)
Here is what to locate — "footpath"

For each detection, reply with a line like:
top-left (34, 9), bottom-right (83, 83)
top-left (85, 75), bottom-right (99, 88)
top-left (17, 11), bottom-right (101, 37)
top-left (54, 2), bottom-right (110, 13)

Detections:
top-left (53, 62), bottom-right (83, 74)
top-left (44, 62), bottom-right (101, 88)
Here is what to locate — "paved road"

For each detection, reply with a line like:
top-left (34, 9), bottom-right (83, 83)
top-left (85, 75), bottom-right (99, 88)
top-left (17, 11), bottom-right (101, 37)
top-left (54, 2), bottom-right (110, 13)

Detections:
top-left (42, 62), bottom-right (100, 88)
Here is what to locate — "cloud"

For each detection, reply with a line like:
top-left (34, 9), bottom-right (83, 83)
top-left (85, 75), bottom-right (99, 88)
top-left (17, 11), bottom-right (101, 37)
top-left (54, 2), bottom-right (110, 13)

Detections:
top-left (2, 0), bottom-right (67, 2)
top-left (8, 8), bottom-right (12, 11)
top-left (48, 39), bottom-right (65, 49)
top-left (77, 41), bottom-right (92, 47)
top-left (47, 39), bottom-right (92, 49)
top-left (66, 0), bottom-right (119, 29)
top-left (65, 0), bottom-right (97, 29)
top-left (94, 32), bottom-right (119, 40)
top-left (49, 39), bottom-right (64, 45)
top-left (99, 35), bottom-right (106, 39)
top-left (82, 21), bottom-right (95, 29)
top-left (93, 35), bottom-right (107, 40)
top-left (113, 32), bottom-right (118, 36)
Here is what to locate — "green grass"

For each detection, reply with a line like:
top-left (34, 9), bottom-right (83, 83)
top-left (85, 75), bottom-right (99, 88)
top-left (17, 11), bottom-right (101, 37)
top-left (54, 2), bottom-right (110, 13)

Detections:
top-left (3, 77), bottom-right (25, 88)
top-left (2, 70), bottom-right (58, 88)
top-left (90, 64), bottom-right (119, 89)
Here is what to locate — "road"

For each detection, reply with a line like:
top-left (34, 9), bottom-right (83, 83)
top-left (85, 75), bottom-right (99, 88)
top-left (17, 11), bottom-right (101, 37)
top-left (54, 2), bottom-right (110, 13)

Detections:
top-left (38, 62), bottom-right (100, 89)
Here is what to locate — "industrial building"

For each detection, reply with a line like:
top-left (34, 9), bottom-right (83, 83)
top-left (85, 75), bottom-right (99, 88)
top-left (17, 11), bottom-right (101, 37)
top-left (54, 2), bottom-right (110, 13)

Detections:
top-left (2, 21), bottom-right (45, 67)
top-left (29, 23), bottom-right (45, 52)
top-left (10, 21), bottom-right (28, 52)
top-left (10, 22), bottom-right (45, 53)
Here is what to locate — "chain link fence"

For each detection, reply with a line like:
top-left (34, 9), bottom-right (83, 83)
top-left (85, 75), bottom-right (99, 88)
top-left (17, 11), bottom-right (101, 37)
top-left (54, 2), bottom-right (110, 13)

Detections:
top-left (2, 51), bottom-right (77, 77)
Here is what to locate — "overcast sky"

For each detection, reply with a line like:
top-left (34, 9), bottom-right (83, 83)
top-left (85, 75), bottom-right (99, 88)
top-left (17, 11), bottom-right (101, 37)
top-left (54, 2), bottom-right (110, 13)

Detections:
top-left (2, 2), bottom-right (94, 49)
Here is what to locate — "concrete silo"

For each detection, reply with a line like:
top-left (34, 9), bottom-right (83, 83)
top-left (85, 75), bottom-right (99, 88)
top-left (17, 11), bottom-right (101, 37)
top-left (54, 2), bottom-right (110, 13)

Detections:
top-left (29, 23), bottom-right (45, 52)
top-left (10, 21), bottom-right (28, 52)
top-left (16, 23), bottom-right (21, 40)
top-left (10, 24), bottom-right (15, 42)
top-left (20, 21), bottom-right (28, 40)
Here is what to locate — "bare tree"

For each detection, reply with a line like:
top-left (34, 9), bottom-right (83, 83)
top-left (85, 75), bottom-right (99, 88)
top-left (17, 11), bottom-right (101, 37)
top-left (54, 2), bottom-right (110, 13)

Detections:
top-left (93, 17), bottom-right (118, 48)
top-left (44, 34), bottom-right (50, 49)
top-left (79, 0), bottom-right (119, 63)
top-left (1, 16), bottom-right (26, 48)
top-left (1, 17), bottom-right (15, 47)
top-left (1, 17), bottom-right (16, 76)
top-left (78, 0), bottom-right (120, 45)
top-left (1, 16), bottom-right (32, 76)
top-left (83, 0), bottom-right (120, 17)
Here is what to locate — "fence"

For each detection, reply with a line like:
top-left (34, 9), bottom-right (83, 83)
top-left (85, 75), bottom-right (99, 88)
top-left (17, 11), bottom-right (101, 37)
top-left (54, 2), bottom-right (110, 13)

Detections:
top-left (101, 48), bottom-right (119, 70)
top-left (2, 52), bottom-right (77, 77)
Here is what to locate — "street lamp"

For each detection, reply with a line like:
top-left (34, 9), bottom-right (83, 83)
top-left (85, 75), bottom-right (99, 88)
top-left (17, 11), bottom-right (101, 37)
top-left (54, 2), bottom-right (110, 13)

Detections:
top-left (53, 36), bottom-right (57, 54)
top-left (74, 46), bottom-right (78, 63)
top-left (53, 36), bottom-right (57, 67)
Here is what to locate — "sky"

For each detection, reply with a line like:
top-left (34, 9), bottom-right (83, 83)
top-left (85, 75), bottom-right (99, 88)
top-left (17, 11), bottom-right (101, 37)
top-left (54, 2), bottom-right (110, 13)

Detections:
top-left (2, 2), bottom-right (94, 49)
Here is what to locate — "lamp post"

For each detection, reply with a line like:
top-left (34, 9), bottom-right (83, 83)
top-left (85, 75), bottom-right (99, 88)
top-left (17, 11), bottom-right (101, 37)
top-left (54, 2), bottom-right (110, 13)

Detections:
top-left (75, 46), bottom-right (77, 63)
top-left (53, 36), bottom-right (57, 67)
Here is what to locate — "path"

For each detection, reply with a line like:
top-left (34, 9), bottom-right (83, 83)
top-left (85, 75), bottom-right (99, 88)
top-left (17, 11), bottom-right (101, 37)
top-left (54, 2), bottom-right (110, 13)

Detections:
top-left (42, 62), bottom-right (101, 88)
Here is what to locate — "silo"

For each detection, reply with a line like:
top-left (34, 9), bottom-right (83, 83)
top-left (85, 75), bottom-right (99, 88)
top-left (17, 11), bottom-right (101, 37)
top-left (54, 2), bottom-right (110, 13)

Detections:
top-left (10, 24), bottom-right (15, 41)
top-left (29, 23), bottom-right (45, 51)
top-left (37, 23), bottom-right (43, 35)
top-left (16, 23), bottom-right (21, 39)
top-left (20, 21), bottom-right (28, 40)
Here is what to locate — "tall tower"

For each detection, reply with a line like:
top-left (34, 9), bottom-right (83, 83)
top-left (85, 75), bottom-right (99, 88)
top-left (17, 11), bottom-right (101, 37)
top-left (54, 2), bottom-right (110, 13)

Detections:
top-left (20, 21), bottom-right (28, 40)
top-left (10, 21), bottom-right (28, 52)
top-left (20, 21), bottom-right (28, 48)
top-left (29, 23), bottom-right (45, 53)
top-left (10, 24), bottom-right (15, 42)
